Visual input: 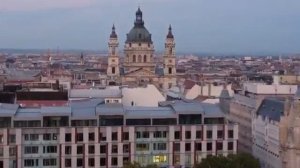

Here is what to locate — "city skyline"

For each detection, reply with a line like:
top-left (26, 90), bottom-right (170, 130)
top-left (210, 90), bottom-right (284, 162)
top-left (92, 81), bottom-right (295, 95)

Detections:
top-left (1, 0), bottom-right (300, 55)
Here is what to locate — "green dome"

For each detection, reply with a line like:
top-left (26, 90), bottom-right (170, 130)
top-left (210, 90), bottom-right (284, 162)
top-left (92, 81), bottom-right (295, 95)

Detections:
top-left (126, 7), bottom-right (152, 43)
top-left (126, 26), bottom-right (152, 43)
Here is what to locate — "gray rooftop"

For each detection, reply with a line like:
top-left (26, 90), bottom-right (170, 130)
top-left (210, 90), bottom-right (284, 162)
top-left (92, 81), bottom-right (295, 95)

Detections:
top-left (0, 103), bottom-right (19, 116)
top-left (0, 99), bottom-right (226, 121)
top-left (69, 88), bottom-right (121, 99)
top-left (257, 98), bottom-right (284, 122)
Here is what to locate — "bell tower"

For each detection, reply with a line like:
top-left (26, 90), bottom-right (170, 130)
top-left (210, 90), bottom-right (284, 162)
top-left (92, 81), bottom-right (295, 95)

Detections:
top-left (163, 25), bottom-right (176, 76)
top-left (162, 25), bottom-right (177, 90)
top-left (107, 25), bottom-right (120, 80)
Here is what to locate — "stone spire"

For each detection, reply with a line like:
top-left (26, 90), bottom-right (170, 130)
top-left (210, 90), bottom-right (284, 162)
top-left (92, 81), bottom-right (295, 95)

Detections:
top-left (167, 25), bottom-right (174, 39)
top-left (110, 24), bottom-right (117, 38)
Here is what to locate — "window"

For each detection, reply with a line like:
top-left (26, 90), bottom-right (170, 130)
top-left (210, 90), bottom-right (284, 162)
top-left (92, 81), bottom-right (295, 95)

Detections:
top-left (43, 159), bottom-right (56, 166)
top-left (174, 143), bottom-right (180, 151)
top-left (111, 157), bottom-right (118, 166)
top-left (0, 135), bottom-right (3, 144)
top-left (217, 130), bottom-right (223, 139)
top-left (112, 47), bottom-right (115, 55)
top-left (89, 145), bottom-right (95, 154)
top-left (217, 142), bottom-right (223, 150)
top-left (169, 67), bottom-right (172, 74)
top-left (123, 144), bottom-right (129, 153)
top-left (228, 142), bottom-right (234, 150)
top-left (185, 143), bottom-right (191, 152)
top-left (65, 133), bottom-right (71, 142)
top-left (185, 131), bottom-right (191, 139)
top-left (136, 143), bottom-right (149, 151)
top-left (100, 158), bottom-right (106, 166)
top-left (30, 134), bottom-right (39, 141)
top-left (9, 147), bottom-right (16, 156)
top-left (136, 132), bottom-right (141, 139)
top-left (100, 145), bottom-right (106, 154)
top-left (123, 132), bottom-right (129, 141)
top-left (77, 145), bottom-right (83, 154)
top-left (65, 146), bottom-right (71, 155)
top-left (89, 133), bottom-right (95, 141)
top-left (52, 134), bottom-right (57, 140)
top-left (43, 134), bottom-right (51, 141)
top-left (207, 142), bottom-right (212, 151)
top-left (138, 34), bottom-right (142, 39)
top-left (153, 131), bottom-right (167, 138)
top-left (0, 147), bottom-right (3, 156)
top-left (129, 43), bottom-right (132, 47)
top-left (88, 158), bottom-right (95, 167)
top-left (76, 133), bottom-right (83, 142)
top-left (136, 131), bottom-right (149, 138)
top-left (112, 145), bottom-right (118, 153)
top-left (9, 135), bottom-right (16, 143)
top-left (25, 134), bottom-right (38, 141)
top-left (143, 131), bottom-right (149, 138)
top-left (112, 67), bottom-right (116, 74)
top-left (123, 157), bottom-right (129, 163)
top-left (24, 146), bottom-right (39, 154)
top-left (228, 130), bottom-right (234, 139)
top-left (133, 55), bottom-right (136, 62)
top-left (65, 159), bottom-right (71, 167)
top-left (112, 132), bottom-right (118, 141)
top-left (174, 131), bottom-right (180, 140)
top-left (77, 158), bottom-right (83, 167)
top-left (24, 159), bottom-right (38, 167)
top-left (138, 55), bottom-right (142, 62)
top-left (196, 131), bottom-right (202, 139)
top-left (139, 43), bottom-right (141, 46)
top-left (144, 55), bottom-right (147, 62)
top-left (207, 130), bottom-right (212, 139)
top-left (196, 143), bottom-right (202, 151)
top-left (43, 146), bottom-right (57, 153)
top-left (153, 155), bottom-right (167, 163)
top-left (153, 143), bottom-right (167, 151)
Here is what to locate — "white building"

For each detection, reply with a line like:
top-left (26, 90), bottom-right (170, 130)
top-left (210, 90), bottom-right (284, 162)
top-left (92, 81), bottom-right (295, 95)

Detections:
top-left (185, 83), bottom-right (234, 100)
top-left (0, 98), bottom-right (238, 168)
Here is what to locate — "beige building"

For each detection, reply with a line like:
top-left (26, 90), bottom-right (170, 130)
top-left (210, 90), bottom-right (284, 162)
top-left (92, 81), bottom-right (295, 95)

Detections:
top-left (273, 75), bottom-right (300, 85)
top-left (252, 88), bottom-right (300, 168)
top-left (229, 82), bottom-right (297, 154)
top-left (107, 8), bottom-right (177, 90)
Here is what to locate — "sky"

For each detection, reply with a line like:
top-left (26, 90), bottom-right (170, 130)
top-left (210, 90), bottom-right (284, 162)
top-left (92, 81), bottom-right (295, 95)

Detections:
top-left (0, 0), bottom-right (300, 55)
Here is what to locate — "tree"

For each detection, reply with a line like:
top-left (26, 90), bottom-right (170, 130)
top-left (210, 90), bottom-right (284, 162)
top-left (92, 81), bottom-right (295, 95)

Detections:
top-left (194, 153), bottom-right (260, 168)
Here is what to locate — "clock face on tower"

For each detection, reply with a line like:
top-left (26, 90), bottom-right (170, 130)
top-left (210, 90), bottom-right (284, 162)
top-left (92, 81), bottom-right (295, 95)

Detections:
top-left (137, 16), bottom-right (142, 20)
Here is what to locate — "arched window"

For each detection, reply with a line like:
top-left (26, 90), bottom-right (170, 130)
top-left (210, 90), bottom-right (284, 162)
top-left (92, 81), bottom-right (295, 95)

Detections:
top-left (169, 67), bottom-right (172, 74)
top-left (133, 55), bottom-right (136, 62)
top-left (112, 67), bottom-right (115, 74)
top-left (169, 48), bottom-right (172, 55)
top-left (112, 47), bottom-right (115, 55)
top-left (144, 55), bottom-right (147, 62)
top-left (138, 55), bottom-right (142, 63)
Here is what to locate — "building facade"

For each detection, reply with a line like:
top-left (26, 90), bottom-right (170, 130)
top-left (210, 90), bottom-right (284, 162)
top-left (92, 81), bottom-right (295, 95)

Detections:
top-left (0, 99), bottom-right (238, 168)
top-left (107, 8), bottom-right (177, 90)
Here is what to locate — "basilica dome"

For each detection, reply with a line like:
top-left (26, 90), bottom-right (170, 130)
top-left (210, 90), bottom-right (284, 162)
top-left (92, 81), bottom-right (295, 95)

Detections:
top-left (126, 7), bottom-right (152, 43)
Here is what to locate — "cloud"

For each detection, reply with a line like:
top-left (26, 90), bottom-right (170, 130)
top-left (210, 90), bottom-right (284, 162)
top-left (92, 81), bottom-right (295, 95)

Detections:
top-left (0, 0), bottom-right (97, 12)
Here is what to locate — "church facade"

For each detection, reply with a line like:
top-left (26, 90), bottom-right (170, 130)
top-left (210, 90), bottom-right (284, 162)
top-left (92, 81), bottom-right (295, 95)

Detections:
top-left (107, 8), bottom-right (177, 90)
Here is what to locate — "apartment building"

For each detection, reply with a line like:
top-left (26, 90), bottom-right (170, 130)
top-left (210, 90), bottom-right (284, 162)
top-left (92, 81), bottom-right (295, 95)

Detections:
top-left (229, 82), bottom-right (297, 154)
top-left (0, 99), bottom-right (238, 168)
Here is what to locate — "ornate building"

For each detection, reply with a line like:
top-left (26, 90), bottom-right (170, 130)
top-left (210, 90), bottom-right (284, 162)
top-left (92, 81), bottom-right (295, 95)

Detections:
top-left (107, 7), bottom-right (177, 90)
